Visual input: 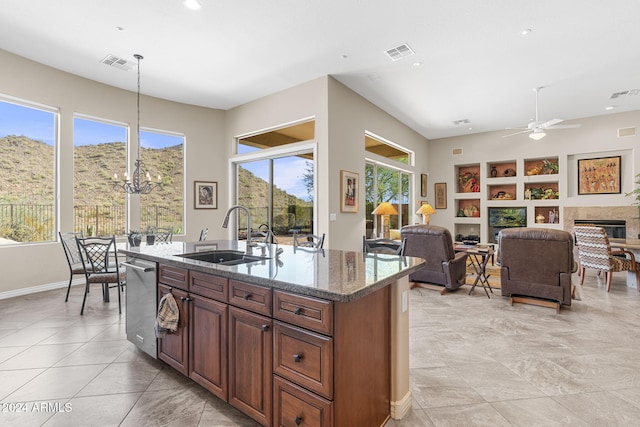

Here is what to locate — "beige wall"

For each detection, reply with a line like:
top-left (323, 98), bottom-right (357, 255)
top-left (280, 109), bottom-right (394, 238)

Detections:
top-left (0, 49), bottom-right (226, 295)
top-left (326, 78), bottom-right (430, 251)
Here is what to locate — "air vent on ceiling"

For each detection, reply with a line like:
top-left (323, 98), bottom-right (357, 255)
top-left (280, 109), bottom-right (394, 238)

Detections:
top-left (618, 127), bottom-right (636, 137)
top-left (384, 43), bottom-right (415, 61)
top-left (100, 54), bottom-right (132, 71)
top-left (452, 148), bottom-right (463, 156)
top-left (609, 89), bottom-right (640, 99)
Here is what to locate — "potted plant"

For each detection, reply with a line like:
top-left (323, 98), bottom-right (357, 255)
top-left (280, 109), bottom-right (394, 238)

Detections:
top-left (625, 173), bottom-right (640, 238)
top-left (541, 159), bottom-right (559, 175)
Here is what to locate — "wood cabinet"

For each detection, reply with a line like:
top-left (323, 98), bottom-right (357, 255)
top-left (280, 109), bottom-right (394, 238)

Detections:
top-left (157, 283), bottom-right (189, 375)
top-left (155, 264), bottom-right (391, 427)
top-left (229, 305), bottom-right (272, 426)
top-left (190, 294), bottom-right (227, 400)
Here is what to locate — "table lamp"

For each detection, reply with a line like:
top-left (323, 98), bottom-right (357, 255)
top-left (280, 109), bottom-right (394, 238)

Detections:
top-left (416, 203), bottom-right (436, 225)
top-left (372, 202), bottom-right (398, 239)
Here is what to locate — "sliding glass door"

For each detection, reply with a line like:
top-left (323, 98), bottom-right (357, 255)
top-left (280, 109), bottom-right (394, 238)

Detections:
top-left (234, 151), bottom-right (314, 245)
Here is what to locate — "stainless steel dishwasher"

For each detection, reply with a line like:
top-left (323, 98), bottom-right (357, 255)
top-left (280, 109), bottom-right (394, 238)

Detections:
top-left (122, 257), bottom-right (158, 359)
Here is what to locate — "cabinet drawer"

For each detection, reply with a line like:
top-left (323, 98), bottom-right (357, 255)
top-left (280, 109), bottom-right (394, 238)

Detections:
top-left (274, 376), bottom-right (333, 427)
top-left (190, 271), bottom-right (228, 302)
top-left (274, 322), bottom-right (333, 399)
top-left (158, 264), bottom-right (188, 290)
top-left (229, 280), bottom-right (272, 316)
top-left (273, 290), bottom-right (333, 336)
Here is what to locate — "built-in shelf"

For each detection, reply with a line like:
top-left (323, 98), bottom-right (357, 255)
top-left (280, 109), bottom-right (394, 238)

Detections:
top-left (488, 184), bottom-right (516, 200)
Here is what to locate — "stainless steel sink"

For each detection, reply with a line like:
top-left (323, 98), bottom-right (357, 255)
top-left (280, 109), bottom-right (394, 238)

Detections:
top-left (177, 250), bottom-right (268, 266)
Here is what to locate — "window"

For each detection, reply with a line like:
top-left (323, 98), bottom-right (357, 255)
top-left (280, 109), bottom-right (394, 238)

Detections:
top-left (0, 98), bottom-right (57, 244)
top-left (233, 148), bottom-right (315, 246)
top-left (73, 116), bottom-right (127, 236)
top-left (365, 133), bottom-right (412, 164)
top-left (365, 162), bottom-right (410, 239)
top-left (237, 120), bottom-right (314, 154)
top-left (139, 129), bottom-right (184, 234)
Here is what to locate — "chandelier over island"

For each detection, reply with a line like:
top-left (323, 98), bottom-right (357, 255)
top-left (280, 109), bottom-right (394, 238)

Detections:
top-left (113, 54), bottom-right (163, 195)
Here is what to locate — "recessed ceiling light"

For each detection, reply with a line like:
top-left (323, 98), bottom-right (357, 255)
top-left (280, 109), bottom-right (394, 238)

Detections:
top-left (115, 26), bottom-right (124, 32)
top-left (183, 0), bottom-right (201, 10)
top-left (605, 106), bottom-right (616, 110)
top-left (413, 61), bottom-right (422, 67)
top-left (520, 28), bottom-right (532, 36)
top-left (341, 54), bottom-right (349, 60)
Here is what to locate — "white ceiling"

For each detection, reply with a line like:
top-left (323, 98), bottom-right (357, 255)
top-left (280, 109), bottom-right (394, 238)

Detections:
top-left (1, 0), bottom-right (640, 140)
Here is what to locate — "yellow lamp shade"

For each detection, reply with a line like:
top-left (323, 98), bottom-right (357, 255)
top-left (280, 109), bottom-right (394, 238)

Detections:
top-left (372, 202), bottom-right (398, 215)
top-left (416, 203), bottom-right (435, 216)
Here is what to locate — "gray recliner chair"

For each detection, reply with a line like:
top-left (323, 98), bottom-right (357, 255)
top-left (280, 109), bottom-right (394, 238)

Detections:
top-left (401, 225), bottom-right (468, 294)
top-left (498, 227), bottom-right (576, 312)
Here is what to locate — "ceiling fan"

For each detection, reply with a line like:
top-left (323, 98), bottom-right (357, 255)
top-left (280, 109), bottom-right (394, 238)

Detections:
top-left (503, 87), bottom-right (581, 140)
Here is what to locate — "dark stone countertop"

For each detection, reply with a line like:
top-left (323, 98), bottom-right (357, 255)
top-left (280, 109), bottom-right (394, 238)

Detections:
top-left (119, 240), bottom-right (424, 302)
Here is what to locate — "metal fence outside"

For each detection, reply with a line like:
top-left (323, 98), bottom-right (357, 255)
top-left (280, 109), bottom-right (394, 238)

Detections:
top-left (0, 204), bottom-right (182, 243)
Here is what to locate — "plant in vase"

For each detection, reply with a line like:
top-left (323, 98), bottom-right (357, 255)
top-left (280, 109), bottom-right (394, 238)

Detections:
top-left (624, 172), bottom-right (640, 238)
top-left (541, 159), bottom-right (559, 174)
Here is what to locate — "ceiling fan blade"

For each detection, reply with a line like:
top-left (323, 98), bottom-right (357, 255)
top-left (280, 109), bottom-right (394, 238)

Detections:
top-left (539, 118), bottom-right (564, 128)
top-left (502, 129), bottom-right (531, 138)
top-left (547, 123), bottom-right (581, 130)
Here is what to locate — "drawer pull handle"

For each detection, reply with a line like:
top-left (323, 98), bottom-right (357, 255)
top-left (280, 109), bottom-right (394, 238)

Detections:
top-left (293, 307), bottom-right (302, 315)
top-left (294, 416), bottom-right (303, 425)
top-left (293, 353), bottom-right (302, 363)
top-left (180, 296), bottom-right (191, 302)
top-left (243, 293), bottom-right (251, 300)
top-left (261, 324), bottom-right (269, 332)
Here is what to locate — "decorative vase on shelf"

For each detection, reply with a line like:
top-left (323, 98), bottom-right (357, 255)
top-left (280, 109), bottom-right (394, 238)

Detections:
top-left (490, 166), bottom-right (497, 177)
top-left (535, 214), bottom-right (545, 224)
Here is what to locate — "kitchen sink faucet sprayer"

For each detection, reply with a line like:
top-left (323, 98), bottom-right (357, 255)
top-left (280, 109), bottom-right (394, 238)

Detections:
top-left (222, 205), bottom-right (255, 254)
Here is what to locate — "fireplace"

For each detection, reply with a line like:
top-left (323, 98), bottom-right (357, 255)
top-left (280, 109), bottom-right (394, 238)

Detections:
top-left (573, 219), bottom-right (626, 239)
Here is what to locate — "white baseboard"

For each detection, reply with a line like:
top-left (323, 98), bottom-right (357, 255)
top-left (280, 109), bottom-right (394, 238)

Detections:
top-left (0, 280), bottom-right (83, 300)
top-left (390, 390), bottom-right (412, 420)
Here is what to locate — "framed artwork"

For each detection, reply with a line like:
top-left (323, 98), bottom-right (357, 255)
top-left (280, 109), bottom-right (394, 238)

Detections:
top-left (435, 182), bottom-right (447, 209)
top-left (420, 174), bottom-right (428, 197)
top-left (340, 170), bottom-right (359, 213)
top-left (194, 181), bottom-right (218, 209)
top-left (578, 156), bottom-right (621, 195)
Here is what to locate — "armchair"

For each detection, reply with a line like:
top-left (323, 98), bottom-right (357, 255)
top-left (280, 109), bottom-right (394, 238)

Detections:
top-left (401, 225), bottom-right (468, 294)
top-left (498, 227), bottom-right (575, 313)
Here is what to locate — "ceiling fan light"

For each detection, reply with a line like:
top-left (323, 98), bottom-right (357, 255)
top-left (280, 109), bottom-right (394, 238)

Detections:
top-left (183, 0), bottom-right (201, 10)
top-left (529, 129), bottom-right (546, 140)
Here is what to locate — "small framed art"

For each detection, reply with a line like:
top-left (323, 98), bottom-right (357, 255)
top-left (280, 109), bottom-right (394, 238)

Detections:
top-left (435, 182), bottom-right (447, 209)
top-left (340, 170), bottom-right (359, 213)
top-left (194, 181), bottom-right (218, 209)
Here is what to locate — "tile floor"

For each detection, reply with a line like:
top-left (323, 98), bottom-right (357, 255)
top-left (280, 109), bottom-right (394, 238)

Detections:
top-left (0, 270), bottom-right (639, 426)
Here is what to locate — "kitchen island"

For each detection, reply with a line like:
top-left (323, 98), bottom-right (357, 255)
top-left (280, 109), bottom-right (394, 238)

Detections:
top-left (120, 240), bottom-right (424, 427)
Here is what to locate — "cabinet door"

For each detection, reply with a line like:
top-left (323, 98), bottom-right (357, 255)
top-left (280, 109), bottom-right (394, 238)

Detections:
top-left (190, 294), bottom-right (228, 401)
top-left (157, 284), bottom-right (189, 376)
top-left (229, 306), bottom-right (273, 427)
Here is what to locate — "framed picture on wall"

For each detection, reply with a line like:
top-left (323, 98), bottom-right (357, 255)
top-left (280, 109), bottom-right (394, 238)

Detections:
top-left (435, 182), bottom-right (447, 209)
top-left (340, 170), bottom-right (359, 213)
top-left (578, 156), bottom-right (621, 195)
top-left (194, 181), bottom-right (218, 209)
top-left (421, 174), bottom-right (428, 197)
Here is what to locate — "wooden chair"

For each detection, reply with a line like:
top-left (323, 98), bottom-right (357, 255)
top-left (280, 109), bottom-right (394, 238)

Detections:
top-left (363, 236), bottom-right (406, 255)
top-left (59, 231), bottom-right (84, 302)
top-left (75, 236), bottom-right (125, 315)
top-left (293, 232), bottom-right (325, 250)
top-left (574, 226), bottom-right (640, 291)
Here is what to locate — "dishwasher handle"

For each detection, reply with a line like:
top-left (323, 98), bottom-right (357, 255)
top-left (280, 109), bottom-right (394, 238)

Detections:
top-left (121, 261), bottom-right (156, 273)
